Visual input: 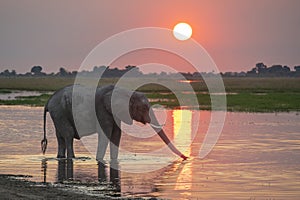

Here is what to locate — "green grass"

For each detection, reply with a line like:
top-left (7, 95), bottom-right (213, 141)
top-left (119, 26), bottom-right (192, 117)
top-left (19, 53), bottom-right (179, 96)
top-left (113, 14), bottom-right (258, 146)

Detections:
top-left (226, 92), bottom-right (300, 112)
top-left (1, 77), bottom-right (300, 92)
top-left (148, 92), bottom-right (300, 112)
top-left (0, 77), bottom-right (119, 91)
top-left (222, 77), bottom-right (300, 92)
top-left (0, 77), bottom-right (300, 112)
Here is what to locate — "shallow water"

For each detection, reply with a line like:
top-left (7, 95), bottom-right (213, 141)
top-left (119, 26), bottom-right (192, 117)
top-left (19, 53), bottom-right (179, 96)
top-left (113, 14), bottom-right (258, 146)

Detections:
top-left (0, 90), bottom-right (49, 100)
top-left (0, 106), bottom-right (299, 199)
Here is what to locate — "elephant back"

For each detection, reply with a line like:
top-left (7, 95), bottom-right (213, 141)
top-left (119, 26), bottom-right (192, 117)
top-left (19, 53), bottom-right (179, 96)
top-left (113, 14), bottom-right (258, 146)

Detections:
top-left (71, 85), bottom-right (98, 137)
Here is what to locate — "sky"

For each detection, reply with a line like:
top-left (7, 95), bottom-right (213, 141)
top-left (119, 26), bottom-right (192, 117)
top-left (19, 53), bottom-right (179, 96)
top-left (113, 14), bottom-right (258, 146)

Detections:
top-left (0, 0), bottom-right (299, 73)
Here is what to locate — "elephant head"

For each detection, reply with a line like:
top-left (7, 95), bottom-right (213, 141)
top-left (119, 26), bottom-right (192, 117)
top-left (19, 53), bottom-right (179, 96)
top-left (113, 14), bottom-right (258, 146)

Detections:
top-left (104, 87), bottom-right (188, 160)
top-left (129, 92), bottom-right (152, 124)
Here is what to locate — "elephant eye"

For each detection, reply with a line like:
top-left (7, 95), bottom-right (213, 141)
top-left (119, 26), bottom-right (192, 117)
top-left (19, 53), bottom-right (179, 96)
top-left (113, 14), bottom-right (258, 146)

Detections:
top-left (139, 105), bottom-right (149, 112)
top-left (143, 105), bottom-right (149, 111)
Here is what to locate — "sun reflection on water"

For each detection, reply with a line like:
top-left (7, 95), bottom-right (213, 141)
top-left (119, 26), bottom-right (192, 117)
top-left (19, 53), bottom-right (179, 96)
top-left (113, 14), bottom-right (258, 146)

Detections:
top-left (173, 109), bottom-right (192, 156)
top-left (173, 110), bottom-right (192, 195)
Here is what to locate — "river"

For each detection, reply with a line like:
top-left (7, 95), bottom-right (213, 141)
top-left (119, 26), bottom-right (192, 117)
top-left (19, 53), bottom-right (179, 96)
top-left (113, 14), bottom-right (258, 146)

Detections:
top-left (0, 106), bottom-right (299, 199)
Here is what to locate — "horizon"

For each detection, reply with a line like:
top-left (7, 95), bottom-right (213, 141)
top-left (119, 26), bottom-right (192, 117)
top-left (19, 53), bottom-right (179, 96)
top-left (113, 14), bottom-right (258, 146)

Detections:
top-left (1, 60), bottom-right (300, 75)
top-left (2, 62), bottom-right (299, 77)
top-left (1, 0), bottom-right (300, 73)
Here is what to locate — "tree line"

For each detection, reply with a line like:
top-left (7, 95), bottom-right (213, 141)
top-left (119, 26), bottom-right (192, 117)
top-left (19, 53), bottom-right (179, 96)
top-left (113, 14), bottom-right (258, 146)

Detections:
top-left (1, 63), bottom-right (300, 78)
top-left (222, 63), bottom-right (300, 77)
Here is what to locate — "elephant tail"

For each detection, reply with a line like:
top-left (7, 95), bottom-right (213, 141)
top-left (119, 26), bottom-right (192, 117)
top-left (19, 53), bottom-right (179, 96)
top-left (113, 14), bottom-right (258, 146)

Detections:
top-left (41, 105), bottom-right (48, 154)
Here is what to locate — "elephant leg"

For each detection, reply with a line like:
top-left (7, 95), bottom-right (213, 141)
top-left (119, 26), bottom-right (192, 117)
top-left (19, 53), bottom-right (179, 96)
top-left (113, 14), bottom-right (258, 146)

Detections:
top-left (66, 136), bottom-right (75, 159)
top-left (57, 140), bottom-right (66, 158)
top-left (62, 121), bottom-right (76, 159)
top-left (54, 118), bottom-right (75, 159)
top-left (52, 116), bottom-right (71, 159)
top-left (96, 123), bottom-right (113, 161)
top-left (110, 121), bottom-right (121, 160)
top-left (96, 130), bottom-right (109, 161)
top-left (56, 135), bottom-right (66, 158)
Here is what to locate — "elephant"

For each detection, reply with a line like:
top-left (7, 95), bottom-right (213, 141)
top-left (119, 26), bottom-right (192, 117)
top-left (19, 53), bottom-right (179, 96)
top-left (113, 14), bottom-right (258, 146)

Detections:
top-left (41, 84), bottom-right (188, 161)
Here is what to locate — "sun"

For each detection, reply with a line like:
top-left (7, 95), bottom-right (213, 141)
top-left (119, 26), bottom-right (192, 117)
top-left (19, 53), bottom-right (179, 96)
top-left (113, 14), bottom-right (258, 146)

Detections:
top-left (173, 22), bottom-right (193, 41)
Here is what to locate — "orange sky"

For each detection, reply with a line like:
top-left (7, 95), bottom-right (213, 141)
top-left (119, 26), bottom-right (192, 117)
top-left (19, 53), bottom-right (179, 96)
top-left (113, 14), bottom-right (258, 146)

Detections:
top-left (0, 0), bottom-right (299, 73)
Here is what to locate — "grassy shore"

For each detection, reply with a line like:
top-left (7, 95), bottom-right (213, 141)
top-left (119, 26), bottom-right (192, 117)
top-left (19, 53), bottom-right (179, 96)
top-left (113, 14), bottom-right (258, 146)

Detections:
top-left (0, 77), bottom-right (300, 112)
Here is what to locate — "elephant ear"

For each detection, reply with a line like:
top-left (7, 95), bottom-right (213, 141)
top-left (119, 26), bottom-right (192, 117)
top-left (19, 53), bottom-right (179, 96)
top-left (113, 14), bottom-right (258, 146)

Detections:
top-left (104, 87), bottom-right (133, 125)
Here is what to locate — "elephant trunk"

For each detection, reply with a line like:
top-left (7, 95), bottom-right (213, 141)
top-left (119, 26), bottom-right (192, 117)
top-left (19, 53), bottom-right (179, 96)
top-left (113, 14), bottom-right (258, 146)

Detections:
top-left (149, 108), bottom-right (188, 160)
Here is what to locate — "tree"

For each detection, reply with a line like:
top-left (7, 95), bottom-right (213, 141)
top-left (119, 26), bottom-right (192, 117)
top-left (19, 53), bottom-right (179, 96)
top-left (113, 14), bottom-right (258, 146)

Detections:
top-left (93, 66), bottom-right (107, 72)
top-left (31, 66), bottom-right (43, 75)
top-left (246, 68), bottom-right (257, 77)
top-left (11, 70), bottom-right (16, 76)
top-left (58, 67), bottom-right (68, 76)
top-left (283, 66), bottom-right (290, 73)
top-left (256, 63), bottom-right (267, 74)
top-left (0, 69), bottom-right (16, 77)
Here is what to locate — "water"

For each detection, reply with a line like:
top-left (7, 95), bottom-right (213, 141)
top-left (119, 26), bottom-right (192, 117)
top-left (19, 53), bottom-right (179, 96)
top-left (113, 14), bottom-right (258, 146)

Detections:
top-left (0, 106), bottom-right (299, 199)
top-left (0, 91), bottom-right (49, 100)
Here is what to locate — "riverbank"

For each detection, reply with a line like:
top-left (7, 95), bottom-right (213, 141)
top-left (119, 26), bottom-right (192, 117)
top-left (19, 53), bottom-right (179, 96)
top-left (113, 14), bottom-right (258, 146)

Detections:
top-left (1, 91), bottom-right (299, 112)
top-left (0, 174), bottom-right (156, 200)
top-left (0, 174), bottom-right (104, 199)
top-left (1, 77), bottom-right (300, 112)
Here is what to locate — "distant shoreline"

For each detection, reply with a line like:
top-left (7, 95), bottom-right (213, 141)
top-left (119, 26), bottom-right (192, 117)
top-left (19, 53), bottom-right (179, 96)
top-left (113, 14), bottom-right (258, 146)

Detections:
top-left (0, 77), bottom-right (300, 112)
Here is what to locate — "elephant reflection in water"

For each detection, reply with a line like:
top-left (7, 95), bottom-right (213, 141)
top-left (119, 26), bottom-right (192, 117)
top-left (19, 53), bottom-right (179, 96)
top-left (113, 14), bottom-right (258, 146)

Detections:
top-left (41, 159), bottom-right (74, 183)
top-left (41, 159), bottom-right (121, 194)
top-left (57, 159), bottom-right (73, 183)
top-left (98, 160), bottom-right (121, 195)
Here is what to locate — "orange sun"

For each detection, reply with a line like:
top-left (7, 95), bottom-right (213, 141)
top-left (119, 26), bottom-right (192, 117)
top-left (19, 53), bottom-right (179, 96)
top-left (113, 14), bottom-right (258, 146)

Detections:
top-left (173, 22), bottom-right (193, 41)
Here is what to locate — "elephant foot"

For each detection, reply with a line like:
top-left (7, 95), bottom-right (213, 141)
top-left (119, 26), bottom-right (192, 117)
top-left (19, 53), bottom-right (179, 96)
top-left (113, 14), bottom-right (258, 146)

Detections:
top-left (57, 155), bottom-right (66, 159)
top-left (67, 155), bottom-right (75, 160)
top-left (97, 158), bottom-right (106, 163)
top-left (110, 159), bottom-right (119, 165)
